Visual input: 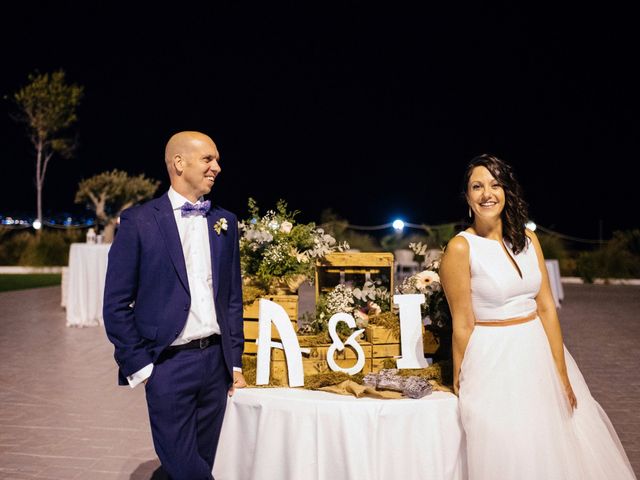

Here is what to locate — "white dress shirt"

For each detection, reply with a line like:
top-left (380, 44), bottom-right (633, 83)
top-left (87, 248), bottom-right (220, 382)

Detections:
top-left (128, 188), bottom-right (225, 388)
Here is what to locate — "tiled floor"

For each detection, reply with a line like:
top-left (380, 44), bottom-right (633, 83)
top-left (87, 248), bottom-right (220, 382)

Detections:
top-left (0, 284), bottom-right (638, 479)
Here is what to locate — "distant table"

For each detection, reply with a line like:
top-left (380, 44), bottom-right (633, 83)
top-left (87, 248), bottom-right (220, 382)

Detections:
top-left (213, 388), bottom-right (466, 480)
top-left (545, 259), bottom-right (564, 309)
top-left (66, 243), bottom-right (111, 327)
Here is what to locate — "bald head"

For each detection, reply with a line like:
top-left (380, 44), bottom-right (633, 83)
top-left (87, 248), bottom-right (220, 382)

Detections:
top-left (165, 131), bottom-right (216, 173)
top-left (164, 131), bottom-right (221, 202)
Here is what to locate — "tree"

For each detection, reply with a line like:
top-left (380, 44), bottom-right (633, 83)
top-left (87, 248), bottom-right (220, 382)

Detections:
top-left (12, 70), bottom-right (84, 226)
top-left (75, 170), bottom-right (160, 243)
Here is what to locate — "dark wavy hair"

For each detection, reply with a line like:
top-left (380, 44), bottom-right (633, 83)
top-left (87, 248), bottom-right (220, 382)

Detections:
top-left (463, 154), bottom-right (530, 254)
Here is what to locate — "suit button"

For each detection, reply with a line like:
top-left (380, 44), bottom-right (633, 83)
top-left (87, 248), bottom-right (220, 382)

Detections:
top-left (175, 331), bottom-right (180, 337)
top-left (184, 304), bottom-right (189, 311)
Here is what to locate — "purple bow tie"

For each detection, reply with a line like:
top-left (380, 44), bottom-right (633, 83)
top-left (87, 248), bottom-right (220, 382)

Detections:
top-left (180, 200), bottom-right (211, 217)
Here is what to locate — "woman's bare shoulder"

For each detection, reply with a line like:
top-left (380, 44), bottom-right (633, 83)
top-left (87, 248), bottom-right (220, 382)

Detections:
top-left (445, 235), bottom-right (470, 256)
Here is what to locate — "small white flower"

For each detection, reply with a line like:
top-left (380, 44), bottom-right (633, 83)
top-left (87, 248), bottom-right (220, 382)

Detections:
top-left (214, 218), bottom-right (228, 235)
top-left (280, 221), bottom-right (293, 233)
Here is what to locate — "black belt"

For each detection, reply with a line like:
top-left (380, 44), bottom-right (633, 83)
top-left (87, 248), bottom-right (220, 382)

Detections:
top-left (166, 334), bottom-right (221, 352)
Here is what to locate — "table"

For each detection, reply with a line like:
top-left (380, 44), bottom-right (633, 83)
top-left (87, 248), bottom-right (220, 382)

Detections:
top-left (545, 259), bottom-right (564, 309)
top-left (213, 388), bottom-right (467, 480)
top-left (65, 243), bottom-right (111, 327)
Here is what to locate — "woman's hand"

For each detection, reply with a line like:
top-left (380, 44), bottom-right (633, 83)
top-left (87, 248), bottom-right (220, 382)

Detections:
top-left (453, 377), bottom-right (460, 396)
top-left (563, 378), bottom-right (578, 411)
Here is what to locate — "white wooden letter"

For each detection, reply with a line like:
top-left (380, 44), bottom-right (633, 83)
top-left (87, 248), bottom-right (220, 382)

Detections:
top-left (256, 299), bottom-right (304, 387)
top-left (326, 312), bottom-right (366, 375)
top-left (394, 294), bottom-right (428, 368)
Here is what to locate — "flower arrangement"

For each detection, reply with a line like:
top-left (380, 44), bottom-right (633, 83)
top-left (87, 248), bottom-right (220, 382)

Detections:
top-left (396, 242), bottom-right (452, 359)
top-left (239, 198), bottom-right (349, 300)
top-left (300, 280), bottom-right (391, 338)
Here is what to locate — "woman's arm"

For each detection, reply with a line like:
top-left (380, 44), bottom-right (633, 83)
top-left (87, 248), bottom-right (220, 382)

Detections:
top-left (528, 230), bottom-right (577, 409)
top-left (439, 236), bottom-right (476, 395)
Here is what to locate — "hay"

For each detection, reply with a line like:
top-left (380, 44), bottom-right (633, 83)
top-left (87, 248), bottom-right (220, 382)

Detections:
top-left (242, 285), bottom-right (267, 306)
top-left (298, 333), bottom-right (331, 347)
top-left (368, 312), bottom-right (401, 340)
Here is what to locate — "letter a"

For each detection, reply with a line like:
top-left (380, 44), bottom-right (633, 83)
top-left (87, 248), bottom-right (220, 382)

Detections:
top-left (255, 299), bottom-right (305, 387)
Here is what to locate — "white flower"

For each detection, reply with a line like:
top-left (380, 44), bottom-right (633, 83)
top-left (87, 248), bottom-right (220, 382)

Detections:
top-left (414, 270), bottom-right (440, 290)
top-left (294, 249), bottom-right (310, 263)
top-left (268, 220), bottom-right (279, 230)
top-left (280, 221), bottom-right (293, 233)
top-left (367, 301), bottom-right (382, 316)
top-left (214, 218), bottom-right (228, 235)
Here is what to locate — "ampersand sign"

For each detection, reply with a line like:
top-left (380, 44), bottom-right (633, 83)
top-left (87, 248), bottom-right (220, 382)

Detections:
top-left (326, 312), bottom-right (366, 375)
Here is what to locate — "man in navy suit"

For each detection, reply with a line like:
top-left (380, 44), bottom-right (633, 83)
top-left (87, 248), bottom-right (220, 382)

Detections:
top-left (103, 131), bottom-right (246, 479)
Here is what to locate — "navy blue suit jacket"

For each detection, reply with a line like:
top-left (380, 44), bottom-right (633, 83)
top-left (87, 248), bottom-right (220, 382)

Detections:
top-left (103, 193), bottom-right (244, 386)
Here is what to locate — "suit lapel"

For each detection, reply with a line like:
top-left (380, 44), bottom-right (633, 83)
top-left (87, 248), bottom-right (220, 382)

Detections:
top-left (207, 207), bottom-right (223, 300)
top-left (153, 194), bottom-right (190, 293)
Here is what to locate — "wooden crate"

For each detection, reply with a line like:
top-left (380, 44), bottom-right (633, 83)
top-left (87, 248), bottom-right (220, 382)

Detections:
top-left (315, 252), bottom-right (394, 301)
top-left (371, 343), bottom-right (401, 358)
top-left (270, 357), bottom-right (374, 386)
top-left (365, 324), bottom-right (398, 345)
top-left (372, 358), bottom-right (397, 371)
top-left (273, 341), bottom-right (373, 362)
top-left (423, 329), bottom-right (440, 355)
top-left (243, 295), bottom-right (298, 354)
top-left (243, 295), bottom-right (298, 319)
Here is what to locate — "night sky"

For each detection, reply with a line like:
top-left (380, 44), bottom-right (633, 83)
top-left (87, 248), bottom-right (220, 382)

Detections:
top-left (1, 2), bottom-right (638, 241)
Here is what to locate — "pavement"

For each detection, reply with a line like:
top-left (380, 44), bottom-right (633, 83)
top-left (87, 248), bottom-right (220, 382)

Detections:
top-left (0, 283), bottom-right (638, 479)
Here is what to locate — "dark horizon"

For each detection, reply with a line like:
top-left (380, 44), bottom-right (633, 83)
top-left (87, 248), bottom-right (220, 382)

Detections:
top-left (1, 2), bottom-right (637, 242)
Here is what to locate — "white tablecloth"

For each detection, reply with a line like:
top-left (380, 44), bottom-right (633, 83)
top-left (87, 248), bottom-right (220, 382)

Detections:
top-left (66, 243), bottom-right (111, 327)
top-left (545, 259), bottom-right (564, 308)
top-left (214, 388), bottom-right (466, 480)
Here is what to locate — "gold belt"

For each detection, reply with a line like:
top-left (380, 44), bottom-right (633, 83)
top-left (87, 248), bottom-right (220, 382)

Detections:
top-left (475, 311), bottom-right (538, 327)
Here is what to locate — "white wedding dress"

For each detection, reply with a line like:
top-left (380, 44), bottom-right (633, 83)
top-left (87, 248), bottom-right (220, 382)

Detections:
top-left (457, 231), bottom-right (636, 480)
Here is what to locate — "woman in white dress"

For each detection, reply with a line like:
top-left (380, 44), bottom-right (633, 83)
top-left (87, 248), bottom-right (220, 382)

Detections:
top-left (440, 154), bottom-right (637, 480)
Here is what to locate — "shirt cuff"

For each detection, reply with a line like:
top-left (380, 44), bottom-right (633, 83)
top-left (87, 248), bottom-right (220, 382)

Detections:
top-left (127, 363), bottom-right (153, 388)
top-left (233, 367), bottom-right (243, 373)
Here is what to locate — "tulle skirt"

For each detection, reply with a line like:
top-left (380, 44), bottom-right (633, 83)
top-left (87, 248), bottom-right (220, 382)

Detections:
top-left (459, 317), bottom-right (636, 480)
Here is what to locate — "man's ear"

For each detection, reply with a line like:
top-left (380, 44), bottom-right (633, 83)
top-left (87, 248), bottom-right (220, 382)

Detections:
top-left (174, 154), bottom-right (184, 175)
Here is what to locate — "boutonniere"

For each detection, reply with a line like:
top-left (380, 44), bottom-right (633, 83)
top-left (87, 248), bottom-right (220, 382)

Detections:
top-left (214, 218), bottom-right (228, 235)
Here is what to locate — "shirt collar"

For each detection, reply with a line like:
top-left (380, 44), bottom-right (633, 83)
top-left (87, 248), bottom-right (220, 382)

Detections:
top-left (168, 187), bottom-right (205, 211)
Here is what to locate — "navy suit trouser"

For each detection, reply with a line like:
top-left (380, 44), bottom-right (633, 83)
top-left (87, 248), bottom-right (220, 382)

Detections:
top-left (144, 343), bottom-right (230, 480)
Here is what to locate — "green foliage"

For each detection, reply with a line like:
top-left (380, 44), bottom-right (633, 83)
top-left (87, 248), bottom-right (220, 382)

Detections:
top-left (0, 231), bottom-right (32, 265)
top-left (240, 199), bottom-right (348, 292)
top-left (320, 209), bottom-right (382, 252)
top-left (380, 231), bottom-right (429, 253)
top-left (12, 70), bottom-right (84, 221)
top-left (537, 233), bottom-right (568, 261)
top-left (576, 230), bottom-right (640, 282)
top-left (0, 229), bottom-right (82, 266)
top-left (0, 274), bottom-right (61, 293)
top-left (75, 169), bottom-right (160, 225)
top-left (13, 70), bottom-right (83, 149)
top-left (380, 224), bottom-right (456, 253)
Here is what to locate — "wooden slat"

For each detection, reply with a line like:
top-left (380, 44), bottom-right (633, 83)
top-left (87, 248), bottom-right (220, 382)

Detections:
top-left (371, 343), bottom-right (401, 358)
top-left (272, 342), bottom-right (372, 361)
top-left (242, 295), bottom-right (298, 320)
top-left (243, 341), bottom-right (258, 354)
top-left (365, 325), bottom-right (398, 344)
top-left (317, 252), bottom-right (394, 267)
